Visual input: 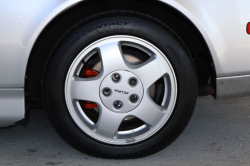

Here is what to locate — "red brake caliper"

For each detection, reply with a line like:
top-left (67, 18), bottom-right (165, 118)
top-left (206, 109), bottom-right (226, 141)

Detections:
top-left (84, 69), bottom-right (99, 78)
top-left (82, 69), bottom-right (98, 109)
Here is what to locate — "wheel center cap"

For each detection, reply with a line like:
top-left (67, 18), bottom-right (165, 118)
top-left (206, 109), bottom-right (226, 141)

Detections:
top-left (100, 70), bottom-right (144, 113)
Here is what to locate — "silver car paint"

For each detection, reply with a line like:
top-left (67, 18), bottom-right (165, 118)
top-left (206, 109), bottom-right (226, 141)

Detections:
top-left (174, 0), bottom-right (250, 77)
top-left (0, 0), bottom-right (82, 87)
top-left (0, 0), bottom-right (249, 126)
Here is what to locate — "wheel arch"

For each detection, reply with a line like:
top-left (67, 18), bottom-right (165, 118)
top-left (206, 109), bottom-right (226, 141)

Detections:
top-left (25, 0), bottom-right (217, 108)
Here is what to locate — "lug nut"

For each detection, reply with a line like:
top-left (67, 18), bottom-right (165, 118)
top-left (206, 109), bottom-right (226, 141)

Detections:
top-left (103, 88), bottom-right (111, 96)
top-left (112, 73), bottom-right (121, 82)
top-left (129, 78), bottom-right (137, 86)
top-left (113, 100), bottom-right (123, 109)
top-left (130, 94), bottom-right (139, 103)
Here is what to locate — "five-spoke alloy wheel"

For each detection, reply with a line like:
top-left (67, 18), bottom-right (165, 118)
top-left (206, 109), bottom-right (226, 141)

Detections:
top-left (65, 36), bottom-right (177, 145)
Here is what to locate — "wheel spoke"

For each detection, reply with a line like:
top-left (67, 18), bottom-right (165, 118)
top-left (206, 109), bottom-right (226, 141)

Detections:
top-left (133, 56), bottom-right (171, 90)
top-left (70, 77), bottom-right (100, 102)
top-left (132, 95), bottom-right (164, 127)
top-left (95, 107), bottom-right (125, 138)
top-left (99, 41), bottom-right (128, 74)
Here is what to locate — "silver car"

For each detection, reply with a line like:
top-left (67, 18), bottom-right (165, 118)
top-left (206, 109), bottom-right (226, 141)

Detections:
top-left (1, 0), bottom-right (250, 158)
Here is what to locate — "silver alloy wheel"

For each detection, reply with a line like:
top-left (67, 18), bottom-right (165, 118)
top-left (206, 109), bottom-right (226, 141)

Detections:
top-left (65, 35), bottom-right (177, 145)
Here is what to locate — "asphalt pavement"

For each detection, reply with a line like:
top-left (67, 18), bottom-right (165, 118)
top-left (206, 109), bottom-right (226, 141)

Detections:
top-left (1, 96), bottom-right (250, 166)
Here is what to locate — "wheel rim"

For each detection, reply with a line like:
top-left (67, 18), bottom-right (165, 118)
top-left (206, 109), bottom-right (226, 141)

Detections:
top-left (65, 35), bottom-right (177, 145)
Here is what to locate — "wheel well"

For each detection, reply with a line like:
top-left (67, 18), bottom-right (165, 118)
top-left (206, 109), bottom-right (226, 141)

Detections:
top-left (26, 0), bottom-right (216, 108)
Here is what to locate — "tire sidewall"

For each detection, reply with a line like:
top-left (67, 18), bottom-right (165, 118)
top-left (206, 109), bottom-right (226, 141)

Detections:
top-left (44, 15), bottom-right (197, 158)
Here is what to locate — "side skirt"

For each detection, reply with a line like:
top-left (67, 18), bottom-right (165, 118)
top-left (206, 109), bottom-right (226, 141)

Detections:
top-left (216, 75), bottom-right (250, 99)
top-left (0, 89), bottom-right (24, 127)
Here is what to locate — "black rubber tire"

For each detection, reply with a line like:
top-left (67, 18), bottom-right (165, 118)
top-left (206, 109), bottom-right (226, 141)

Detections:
top-left (43, 10), bottom-right (197, 159)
